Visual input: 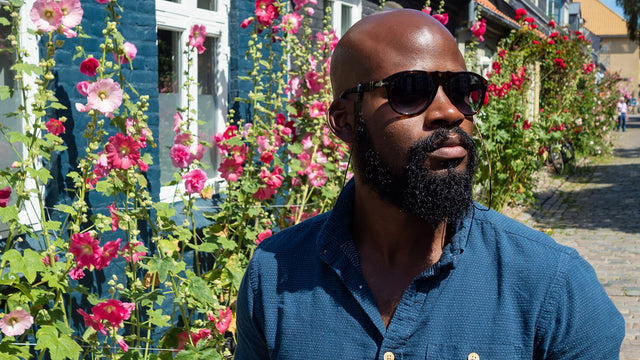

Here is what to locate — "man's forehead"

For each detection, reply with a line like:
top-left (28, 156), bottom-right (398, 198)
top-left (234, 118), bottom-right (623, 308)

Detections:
top-left (331, 10), bottom-right (465, 92)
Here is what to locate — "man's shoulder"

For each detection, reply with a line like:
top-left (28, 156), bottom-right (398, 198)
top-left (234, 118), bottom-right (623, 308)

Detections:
top-left (252, 210), bottom-right (332, 259)
top-left (471, 206), bottom-right (576, 257)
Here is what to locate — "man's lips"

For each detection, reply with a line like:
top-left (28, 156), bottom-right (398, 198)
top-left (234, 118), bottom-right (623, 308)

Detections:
top-left (426, 137), bottom-right (467, 161)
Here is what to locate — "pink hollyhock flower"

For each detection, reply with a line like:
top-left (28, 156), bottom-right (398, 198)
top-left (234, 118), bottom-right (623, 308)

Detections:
top-left (218, 158), bottom-right (243, 182)
top-left (69, 266), bottom-right (85, 280)
top-left (120, 241), bottom-right (146, 264)
top-left (105, 133), bottom-right (141, 170)
top-left (305, 71), bottom-right (323, 94)
top-left (0, 186), bottom-right (11, 208)
top-left (255, 0), bottom-right (278, 27)
top-left (515, 8), bottom-right (527, 20)
top-left (0, 309), bottom-right (34, 336)
top-left (470, 19), bottom-right (486, 42)
top-left (80, 57), bottom-right (100, 77)
top-left (309, 100), bottom-right (327, 118)
top-left (432, 13), bottom-right (448, 26)
top-left (59, 0), bottom-right (82, 38)
top-left (285, 76), bottom-right (303, 98)
top-left (182, 168), bottom-right (207, 194)
top-left (255, 229), bottom-right (272, 245)
top-left (46, 118), bottom-right (65, 136)
top-left (305, 163), bottom-right (327, 187)
top-left (170, 144), bottom-right (193, 169)
top-left (77, 309), bottom-right (106, 335)
top-left (214, 308), bottom-right (233, 334)
top-left (240, 17), bottom-right (254, 29)
top-left (92, 299), bottom-right (135, 328)
top-left (177, 329), bottom-right (211, 350)
top-left (301, 133), bottom-right (314, 150)
top-left (76, 81), bottom-right (90, 96)
top-left (253, 186), bottom-right (277, 201)
top-left (30, 0), bottom-right (63, 32)
top-left (114, 41), bottom-right (137, 64)
top-left (306, 7), bottom-right (314, 15)
top-left (189, 25), bottom-right (207, 54)
top-left (118, 339), bottom-right (129, 353)
top-left (107, 202), bottom-right (119, 232)
top-left (173, 112), bottom-right (182, 133)
top-left (174, 133), bottom-right (192, 146)
top-left (260, 151), bottom-right (273, 164)
top-left (293, 0), bottom-right (308, 11)
top-left (95, 0), bottom-right (110, 3)
top-left (281, 12), bottom-right (302, 34)
top-left (421, 6), bottom-right (432, 14)
top-left (193, 144), bottom-right (205, 161)
top-left (86, 78), bottom-right (123, 115)
top-left (69, 232), bottom-right (103, 268)
top-left (42, 255), bottom-right (59, 266)
top-left (260, 166), bottom-right (283, 188)
top-left (99, 238), bottom-right (121, 269)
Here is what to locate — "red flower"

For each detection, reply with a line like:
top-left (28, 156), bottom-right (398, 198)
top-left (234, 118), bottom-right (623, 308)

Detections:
top-left (218, 157), bottom-right (243, 182)
top-left (80, 57), bottom-right (99, 77)
top-left (0, 186), bottom-right (11, 208)
top-left (470, 19), bottom-right (486, 42)
top-left (177, 329), bottom-right (211, 351)
top-left (92, 299), bottom-right (135, 328)
top-left (548, 39), bottom-right (555, 45)
top-left (213, 308), bottom-right (233, 334)
top-left (77, 309), bottom-right (106, 335)
top-left (498, 49), bottom-right (506, 59)
top-left (105, 133), bottom-right (141, 170)
top-left (255, 0), bottom-right (277, 27)
top-left (432, 13), bottom-right (448, 26)
top-left (548, 20), bottom-right (556, 28)
top-left (240, 17), bottom-right (253, 29)
top-left (46, 118), bottom-right (65, 136)
top-left (523, 120), bottom-right (532, 130)
top-left (532, 40), bottom-right (539, 45)
top-left (515, 8), bottom-right (527, 20)
top-left (492, 61), bottom-right (501, 75)
top-left (256, 229), bottom-right (272, 245)
top-left (553, 58), bottom-right (566, 69)
top-left (107, 202), bottom-right (119, 232)
top-left (524, 17), bottom-right (535, 24)
top-left (69, 232), bottom-right (103, 268)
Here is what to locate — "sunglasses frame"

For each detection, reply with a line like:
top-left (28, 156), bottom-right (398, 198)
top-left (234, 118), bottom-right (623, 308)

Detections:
top-left (339, 70), bottom-right (488, 117)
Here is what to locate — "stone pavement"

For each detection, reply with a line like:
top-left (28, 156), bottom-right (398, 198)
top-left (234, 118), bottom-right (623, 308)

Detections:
top-left (508, 115), bottom-right (640, 359)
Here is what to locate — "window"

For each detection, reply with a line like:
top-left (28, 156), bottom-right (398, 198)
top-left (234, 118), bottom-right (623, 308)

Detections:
top-left (329, 0), bottom-right (362, 38)
top-left (0, 0), bottom-right (43, 236)
top-left (156, 0), bottom-right (229, 201)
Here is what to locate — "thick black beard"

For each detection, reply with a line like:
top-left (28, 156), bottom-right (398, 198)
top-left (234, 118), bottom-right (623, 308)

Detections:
top-left (353, 115), bottom-right (478, 224)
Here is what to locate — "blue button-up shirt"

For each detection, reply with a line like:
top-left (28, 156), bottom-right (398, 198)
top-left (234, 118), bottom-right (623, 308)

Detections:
top-left (236, 180), bottom-right (624, 359)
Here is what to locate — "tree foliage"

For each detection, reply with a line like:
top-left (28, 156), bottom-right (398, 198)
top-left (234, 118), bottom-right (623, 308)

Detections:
top-left (617, 0), bottom-right (640, 44)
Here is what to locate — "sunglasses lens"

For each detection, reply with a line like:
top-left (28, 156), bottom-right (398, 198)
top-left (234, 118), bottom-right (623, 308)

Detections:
top-left (448, 73), bottom-right (486, 115)
top-left (388, 72), bottom-right (436, 115)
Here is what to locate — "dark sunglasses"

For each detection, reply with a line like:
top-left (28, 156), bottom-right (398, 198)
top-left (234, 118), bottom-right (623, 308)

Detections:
top-left (340, 70), bottom-right (488, 117)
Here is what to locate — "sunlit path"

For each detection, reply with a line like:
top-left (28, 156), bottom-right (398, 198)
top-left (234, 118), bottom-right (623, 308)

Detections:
top-left (510, 114), bottom-right (640, 358)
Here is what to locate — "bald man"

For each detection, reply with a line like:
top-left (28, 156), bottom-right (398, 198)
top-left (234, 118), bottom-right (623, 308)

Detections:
top-left (236, 10), bottom-right (624, 359)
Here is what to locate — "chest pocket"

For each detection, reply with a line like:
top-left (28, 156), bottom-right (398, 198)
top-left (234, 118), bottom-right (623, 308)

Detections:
top-left (426, 344), bottom-right (522, 360)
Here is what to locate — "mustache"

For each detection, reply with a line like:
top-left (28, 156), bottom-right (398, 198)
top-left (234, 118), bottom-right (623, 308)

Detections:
top-left (410, 127), bottom-right (476, 155)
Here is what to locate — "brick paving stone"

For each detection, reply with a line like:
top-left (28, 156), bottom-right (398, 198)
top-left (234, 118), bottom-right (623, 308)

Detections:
top-left (507, 115), bottom-right (640, 358)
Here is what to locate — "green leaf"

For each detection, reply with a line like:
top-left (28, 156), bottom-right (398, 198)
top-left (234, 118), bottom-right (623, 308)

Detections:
top-left (54, 204), bottom-right (77, 217)
top-left (147, 308), bottom-right (170, 328)
top-left (0, 336), bottom-right (32, 360)
top-left (3, 249), bottom-right (45, 284)
top-left (48, 102), bottom-right (67, 110)
top-left (35, 325), bottom-right (82, 360)
top-left (152, 202), bottom-right (175, 218)
top-left (188, 277), bottom-right (216, 306)
top-left (0, 86), bottom-right (12, 101)
top-left (11, 63), bottom-right (42, 76)
top-left (42, 220), bottom-right (61, 231)
top-left (217, 237), bottom-right (236, 251)
top-left (95, 180), bottom-right (114, 196)
top-left (0, 205), bottom-right (19, 223)
top-left (0, 18), bottom-right (10, 26)
top-left (174, 347), bottom-right (221, 360)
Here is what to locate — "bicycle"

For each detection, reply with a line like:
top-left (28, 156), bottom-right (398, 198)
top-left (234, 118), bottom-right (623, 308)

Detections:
top-left (549, 139), bottom-right (576, 175)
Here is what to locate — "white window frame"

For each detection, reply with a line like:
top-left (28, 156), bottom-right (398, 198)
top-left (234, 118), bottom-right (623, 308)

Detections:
top-left (329, 0), bottom-right (362, 38)
top-left (0, 0), bottom-right (43, 237)
top-left (156, 0), bottom-right (230, 202)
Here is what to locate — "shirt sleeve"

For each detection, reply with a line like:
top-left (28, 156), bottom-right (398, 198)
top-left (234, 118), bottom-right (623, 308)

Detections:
top-left (235, 258), bottom-right (270, 360)
top-left (535, 249), bottom-right (625, 359)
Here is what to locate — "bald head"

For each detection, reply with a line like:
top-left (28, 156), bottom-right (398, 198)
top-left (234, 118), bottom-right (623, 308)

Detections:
top-left (331, 9), bottom-right (465, 99)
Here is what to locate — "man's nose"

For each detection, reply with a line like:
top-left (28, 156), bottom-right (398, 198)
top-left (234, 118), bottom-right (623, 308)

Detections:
top-left (422, 86), bottom-right (465, 129)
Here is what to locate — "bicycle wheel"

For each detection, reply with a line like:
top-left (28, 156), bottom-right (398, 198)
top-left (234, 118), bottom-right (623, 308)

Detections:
top-left (549, 142), bottom-right (564, 174)
top-left (561, 141), bottom-right (576, 173)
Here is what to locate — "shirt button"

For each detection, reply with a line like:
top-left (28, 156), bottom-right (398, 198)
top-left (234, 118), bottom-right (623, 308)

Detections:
top-left (468, 353), bottom-right (480, 360)
top-left (383, 351), bottom-right (395, 360)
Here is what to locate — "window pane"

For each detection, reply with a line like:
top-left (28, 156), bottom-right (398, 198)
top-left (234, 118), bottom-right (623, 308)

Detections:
top-left (197, 37), bottom-right (218, 178)
top-left (197, 0), bottom-right (216, 11)
top-left (157, 29), bottom-right (181, 185)
top-left (0, 6), bottom-right (21, 171)
top-left (341, 4), bottom-right (352, 37)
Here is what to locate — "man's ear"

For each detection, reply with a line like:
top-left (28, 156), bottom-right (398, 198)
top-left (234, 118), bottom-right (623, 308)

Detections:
top-left (328, 98), bottom-right (356, 143)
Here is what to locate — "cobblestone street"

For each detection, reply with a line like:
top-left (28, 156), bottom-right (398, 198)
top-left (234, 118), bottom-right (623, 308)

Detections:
top-left (510, 115), bottom-right (640, 358)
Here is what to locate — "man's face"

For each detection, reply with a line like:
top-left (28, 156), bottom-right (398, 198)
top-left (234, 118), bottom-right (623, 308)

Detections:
top-left (353, 111), bottom-right (478, 224)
